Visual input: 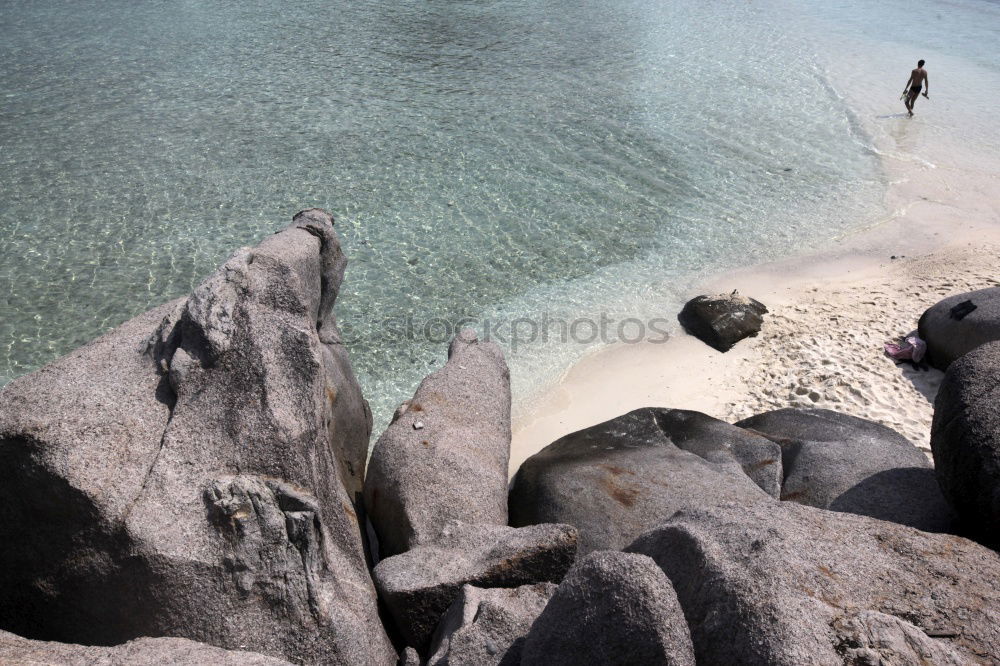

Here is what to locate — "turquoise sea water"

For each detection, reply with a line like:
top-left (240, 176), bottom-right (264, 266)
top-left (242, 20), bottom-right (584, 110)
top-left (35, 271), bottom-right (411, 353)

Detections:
top-left (2, 0), bottom-right (998, 431)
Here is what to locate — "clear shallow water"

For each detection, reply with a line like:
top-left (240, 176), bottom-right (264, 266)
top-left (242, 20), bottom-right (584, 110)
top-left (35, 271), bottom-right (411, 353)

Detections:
top-left (0, 0), bottom-right (994, 432)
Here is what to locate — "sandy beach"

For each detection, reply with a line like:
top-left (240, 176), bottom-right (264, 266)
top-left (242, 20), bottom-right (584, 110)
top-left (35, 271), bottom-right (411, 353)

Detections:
top-left (511, 130), bottom-right (1000, 474)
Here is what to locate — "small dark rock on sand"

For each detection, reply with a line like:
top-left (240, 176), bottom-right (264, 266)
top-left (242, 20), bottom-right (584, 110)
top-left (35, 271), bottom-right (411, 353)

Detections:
top-left (678, 290), bottom-right (768, 352)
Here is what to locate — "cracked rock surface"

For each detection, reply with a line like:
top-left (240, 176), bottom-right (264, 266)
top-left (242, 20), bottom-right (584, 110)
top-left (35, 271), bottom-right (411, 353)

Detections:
top-left (374, 522), bottom-right (577, 653)
top-left (426, 583), bottom-right (556, 666)
top-left (628, 501), bottom-right (1000, 665)
top-left (0, 629), bottom-right (294, 665)
top-left (0, 210), bottom-right (394, 665)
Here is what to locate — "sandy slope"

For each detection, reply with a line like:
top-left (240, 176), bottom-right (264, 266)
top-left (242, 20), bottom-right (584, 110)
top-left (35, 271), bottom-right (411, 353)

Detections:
top-left (721, 243), bottom-right (999, 451)
top-left (510, 233), bottom-right (1000, 476)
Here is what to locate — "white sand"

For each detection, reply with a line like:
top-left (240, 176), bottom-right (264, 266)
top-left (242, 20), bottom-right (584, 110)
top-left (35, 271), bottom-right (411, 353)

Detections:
top-left (511, 234), bottom-right (1000, 475)
top-left (723, 243), bottom-right (1000, 448)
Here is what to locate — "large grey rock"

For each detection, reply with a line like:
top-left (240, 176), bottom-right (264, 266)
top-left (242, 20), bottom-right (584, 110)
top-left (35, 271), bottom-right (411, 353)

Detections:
top-left (628, 501), bottom-right (1000, 665)
top-left (932, 341), bottom-right (1000, 539)
top-left (0, 630), bottom-right (293, 665)
top-left (677, 291), bottom-right (767, 352)
top-left (0, 210), bottom-right (395, 665)
top-left (427, 583), bottom-right (556, 666)
top-left (658, 409), bottom-right (782, 497)
top-left (508, 408), bottom-right (771, 554)
top-left (737, 407), bottom-right (956, 532)
top-left (520, 551), bottom-right (695, 666)
top-left (373, 522), bottom-right (577, 653)
top-left (918, 286), bottom-right (1000, 370)
top-left (364, 329), bottom-right (511, 559)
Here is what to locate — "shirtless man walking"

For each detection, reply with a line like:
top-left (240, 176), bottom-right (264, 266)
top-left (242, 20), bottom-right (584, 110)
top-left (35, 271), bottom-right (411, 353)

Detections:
top-left (903, 59), bottom-right (929, 117)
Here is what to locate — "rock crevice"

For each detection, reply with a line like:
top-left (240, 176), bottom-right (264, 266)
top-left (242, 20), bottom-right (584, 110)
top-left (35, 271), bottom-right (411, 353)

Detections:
top-left (0, 210), bottom-right (392, 665)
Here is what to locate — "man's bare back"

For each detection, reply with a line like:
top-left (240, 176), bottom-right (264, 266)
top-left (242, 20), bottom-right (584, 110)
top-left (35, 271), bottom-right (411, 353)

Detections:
top-left (903, 60), bottom-right (929, 117)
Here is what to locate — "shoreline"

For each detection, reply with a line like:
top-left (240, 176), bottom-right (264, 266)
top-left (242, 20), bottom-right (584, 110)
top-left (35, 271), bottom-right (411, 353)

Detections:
top-left (510, 134), bottom-right (1000, 474)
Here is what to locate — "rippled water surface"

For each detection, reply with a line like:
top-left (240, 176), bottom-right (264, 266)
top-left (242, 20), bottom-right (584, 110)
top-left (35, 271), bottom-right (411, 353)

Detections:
top-left (2, 0), bottom-right (995, 430)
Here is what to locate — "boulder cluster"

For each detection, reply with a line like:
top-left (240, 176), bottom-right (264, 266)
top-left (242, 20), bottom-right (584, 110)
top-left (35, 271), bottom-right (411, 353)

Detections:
top-left (1, 213), bottom-right (999, 665)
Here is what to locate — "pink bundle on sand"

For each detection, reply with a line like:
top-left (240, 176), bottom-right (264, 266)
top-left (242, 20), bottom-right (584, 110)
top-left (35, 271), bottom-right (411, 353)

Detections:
top-left (884, 335), bottom-right (927, 363)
